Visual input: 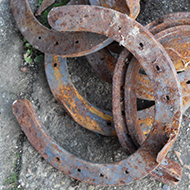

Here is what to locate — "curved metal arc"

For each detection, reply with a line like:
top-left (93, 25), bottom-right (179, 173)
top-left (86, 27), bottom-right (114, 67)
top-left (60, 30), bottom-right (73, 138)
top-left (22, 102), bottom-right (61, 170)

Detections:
top-left (48, 5), bottom-right (182, 179)
top-left (13, 99), bottom-right (174, 185)
top-left (36, 0), bottom-right (90, 16)
top-left (45, 54), bottom-right (115, 136)
top-left (45, 53), bottom-right (161, 137)
top-left (11, 0), bottom-right (112, 57)
top-left (125, 0), bottom-right (140, 19)
top-left (147, 12), bottom-right (190, 35)
top-left (44, 53), bottom-right (189, 137)
top-left (112, 49), bottom-right (182, 185)
top-left (84, 12), bottom-right (190, 100)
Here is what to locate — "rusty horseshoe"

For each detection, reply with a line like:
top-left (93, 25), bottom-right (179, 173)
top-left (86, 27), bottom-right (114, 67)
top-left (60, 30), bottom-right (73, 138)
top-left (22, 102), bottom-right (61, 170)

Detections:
top-left (47, 5), bottom-right (183, 182)
top-left (11, 0), bottom-right (113, 57)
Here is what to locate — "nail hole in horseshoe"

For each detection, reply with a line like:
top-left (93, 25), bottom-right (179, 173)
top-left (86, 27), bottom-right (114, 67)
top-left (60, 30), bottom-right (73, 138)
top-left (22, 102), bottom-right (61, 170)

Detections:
top-left (157, 18), bottom-right (164, 24)
top-left (156, 65), bottom-right (160, 71)
top-left (100, 173), bottom-right (104, 177)
top-left (118, 26), bottom-right (122, 30)
top-left (166, 95), bottom-right (170, 101)
top-left (139, 42), bottom-right (144, 50)
top-left (186, 80), bottom-right (190, 84)
top-left (125, 170), bottom-right (129, 174)
top-left (55, 157), bottom-right (60, 162)
top-left (75, 40), bottom-right (79, 44)
top-left (54, 63), bottom-right (57, 67)
top-left (77, 168), bottom-right (81, 172)
top-left (55, 41), bottom-right (59, 45)
top-left (107, 121), bottom-right (112, 126)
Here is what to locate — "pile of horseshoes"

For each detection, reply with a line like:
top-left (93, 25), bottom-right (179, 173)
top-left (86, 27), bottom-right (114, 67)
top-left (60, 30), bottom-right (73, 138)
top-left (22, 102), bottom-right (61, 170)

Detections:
top-left (11, 0), bottom-right (190, 186)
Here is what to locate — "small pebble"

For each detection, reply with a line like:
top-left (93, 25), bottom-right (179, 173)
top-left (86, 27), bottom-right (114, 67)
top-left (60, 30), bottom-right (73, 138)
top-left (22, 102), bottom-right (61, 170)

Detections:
top-left (163, 184), bottom-right (169, 190)
top-left (21, 66), bottom-right (29, 72)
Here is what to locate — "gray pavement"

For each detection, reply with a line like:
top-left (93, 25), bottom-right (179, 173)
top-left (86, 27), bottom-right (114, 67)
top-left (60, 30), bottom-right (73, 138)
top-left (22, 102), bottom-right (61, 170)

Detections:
top-left (1, 0), bottom-right (190, 189)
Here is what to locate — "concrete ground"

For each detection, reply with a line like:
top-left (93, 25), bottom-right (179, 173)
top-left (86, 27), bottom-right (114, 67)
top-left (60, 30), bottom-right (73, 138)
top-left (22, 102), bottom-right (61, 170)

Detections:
top-left (0, 0), bottom-right (190, 189)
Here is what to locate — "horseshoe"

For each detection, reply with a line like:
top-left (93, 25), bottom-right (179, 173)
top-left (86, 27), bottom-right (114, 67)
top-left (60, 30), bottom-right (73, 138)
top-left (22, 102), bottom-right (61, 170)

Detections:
top-left (112, 49), bottom-right (182, 185)
top-left (34, 0), bottom-right (139, 84)
top-left (87, 12), bottom-right (190, 85)
top-left (47, 13), bottom-right (190, 136)
top-left (11, 0), bottom-right (140, 57)
top-left (124, 25), bottom-right (190, 149)
top-left (45, 51), bottom-right (190, 138)
top-left (13, 98), bottom-right (181, 185)
top-left (89, 0), bottom-right (140, 19)
top-left (11, 0), bottom-right (113, 57)
top-left (124, 25), bottom-right (190, 150)
top-left (136, 25), bottom-right (190, 102)
top-left (37, 0), bottom-right (140, 19)
top-left (44, 54), bottom-right (115, 136)
top-left (50, 5), bottom-right (183, 182)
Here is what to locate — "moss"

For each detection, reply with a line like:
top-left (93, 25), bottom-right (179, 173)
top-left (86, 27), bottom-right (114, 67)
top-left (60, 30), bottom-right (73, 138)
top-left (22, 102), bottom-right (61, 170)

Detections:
top-left (3, 133), bottom-right (25, 190)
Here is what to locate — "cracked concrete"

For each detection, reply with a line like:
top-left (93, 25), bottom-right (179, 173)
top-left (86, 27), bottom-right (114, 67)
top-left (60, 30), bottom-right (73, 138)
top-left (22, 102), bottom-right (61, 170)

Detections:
top-left (0, 0), bottom-right (190, 189)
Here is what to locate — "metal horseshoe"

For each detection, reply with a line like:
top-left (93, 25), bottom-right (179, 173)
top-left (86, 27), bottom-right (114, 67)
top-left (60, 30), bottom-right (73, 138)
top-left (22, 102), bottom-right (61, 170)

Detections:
top-left (48, 5), bottom-right (183, 181)
top-left (11, 0), bottom-right (112, 57)
top-left (12, 98), bottom-right (181, 186)
top-left (112, 49), bottom-right (182, 185)
top-left (85, 12), bottom-right (190, 85)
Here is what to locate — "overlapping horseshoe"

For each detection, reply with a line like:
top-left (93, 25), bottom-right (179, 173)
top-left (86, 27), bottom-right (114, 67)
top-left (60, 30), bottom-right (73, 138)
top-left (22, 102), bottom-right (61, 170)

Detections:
top-left (84, 12), bottom-right (190, 87)
top-left (44, 54), bottom-right (115, 136)
top-left (11, 0), bottom-right (186, 185)
top-left (44, 52), bottom-right (190, 136)
top-left (34, 0), bottom-right (140, 84)
top-left (124, 25), bottom-right (190, 150)
top-left (30, 6), bottom-right (182, 184)
top-left (13, 98), bottom-right (182, 186)
top-left (11, 0), bottom-right (112, 57)
top-left (46, 11), bottom-right (190, 138)
top-left (89, 0), bottom-right (140, 19)
top-left (84, 12), bottom-right (190, 100)
top-left (126, 25), bottom-right (190, 145)
top-left (113, 49), bottom-right (182, 185)
top-left (11, 0), bottom-right (140, 57)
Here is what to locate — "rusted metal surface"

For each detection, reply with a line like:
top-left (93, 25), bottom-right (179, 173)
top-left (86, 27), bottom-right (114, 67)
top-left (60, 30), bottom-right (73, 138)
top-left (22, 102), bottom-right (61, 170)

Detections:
top-left (125, 0), bottom-right (140, 19)
top-left (85, 12), bottom-right (190, 86)
top-left (133, 25), bottom-right (190, 137)
top-left (86, 48), bottom-right (117, 83)
top-left (36, 0), bottom-right (89, 16)
top-left (45, 54), bottom-right (115, 136)
top-left (11, 1), bottom-right (188, 185)
top-left (147, 12), bottom-right (190, 35)
top-left (11, 0), bottom-right (113, 57)
top-left (113, 49), bottom-right (182, 185)
top-left (89, 0), bottom-right (140, 19)
top-left (137, 25), bottom-right (190, 102)
top-left (13, 99), bottom-right (182, 185)
top-left (45, 52), bottom-right (165, 137)
top-left (44, 52), bottom-right (165, 137)
top-left (43, 35), bottom-right (190, 137)
top-left (11, 0), bottom-right (141, 57)
top-left (35, 0), bottom-right (55, 16)
top-left (124, 25), bottom-right (190, 153)
top-left (36, 0), bottom-right (90, 16)
top-left (48, 5), bottom-right (182, 179)
top-left (137, 64), bottom-right (190, 102)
